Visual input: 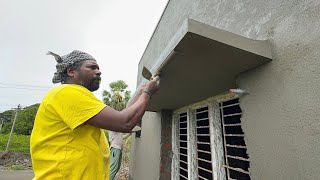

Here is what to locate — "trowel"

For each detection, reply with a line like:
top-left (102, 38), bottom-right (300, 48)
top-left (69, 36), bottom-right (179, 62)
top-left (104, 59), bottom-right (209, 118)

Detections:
top-left (142, 66), bottom-right (153, 81)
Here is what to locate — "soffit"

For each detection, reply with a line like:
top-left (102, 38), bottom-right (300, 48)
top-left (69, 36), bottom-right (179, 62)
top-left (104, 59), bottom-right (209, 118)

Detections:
top-left (131, 19), bottom-right (272, 111)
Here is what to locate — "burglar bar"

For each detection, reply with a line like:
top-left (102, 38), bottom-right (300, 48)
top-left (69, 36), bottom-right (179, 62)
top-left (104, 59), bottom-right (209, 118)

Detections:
top-left (179, 112), bottom-right (188, 180)
top-left (195, 106), bottom-right (213, 180)
top-left (222, 165), bottom-right (250, 175)
top-left (220, 98), bottom-right (251, 180)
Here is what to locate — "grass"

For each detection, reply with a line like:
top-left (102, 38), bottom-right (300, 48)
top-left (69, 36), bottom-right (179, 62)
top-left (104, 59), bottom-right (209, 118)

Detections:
top-left (10, 164), bottom-right (26, 170)
top-left (0, 134), bottom-right (30, 153)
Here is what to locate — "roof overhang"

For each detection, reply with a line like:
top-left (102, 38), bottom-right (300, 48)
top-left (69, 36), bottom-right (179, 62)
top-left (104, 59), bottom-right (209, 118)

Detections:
top-left (130, 19), bottom-right (272, 111)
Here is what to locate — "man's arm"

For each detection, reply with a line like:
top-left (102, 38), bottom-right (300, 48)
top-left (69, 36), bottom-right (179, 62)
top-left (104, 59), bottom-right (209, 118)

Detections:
top-left (126, 85), bottom-right (145, 108)
top-left (86, 76), bottom-right (159, 133)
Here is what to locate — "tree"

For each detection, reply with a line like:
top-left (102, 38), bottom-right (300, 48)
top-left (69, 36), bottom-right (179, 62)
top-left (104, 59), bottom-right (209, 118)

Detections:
top-left (0, 104), bottom-right (39, 135)
top-left (102, 80), bottom-right (131, 111)
top-left (102, 80), bottom-right (132, 179)
top-left (14, 104), bottom-right (39, 135)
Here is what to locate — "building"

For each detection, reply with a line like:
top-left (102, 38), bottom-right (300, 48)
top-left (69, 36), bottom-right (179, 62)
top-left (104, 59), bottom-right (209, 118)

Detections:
top-left (129, 0), bottom-right (320, 179)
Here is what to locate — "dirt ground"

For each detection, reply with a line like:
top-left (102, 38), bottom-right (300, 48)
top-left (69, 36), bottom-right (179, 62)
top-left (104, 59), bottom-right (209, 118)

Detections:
top-left (0, 152), bottom-right (129, 179)
top-left (0, 152), bottom-right (32, 170)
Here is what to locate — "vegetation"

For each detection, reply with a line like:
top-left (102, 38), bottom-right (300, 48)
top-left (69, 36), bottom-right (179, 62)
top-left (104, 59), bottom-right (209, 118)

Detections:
top-left (0, 105), bottom-right (35, 170)
top-left (0, 134), bottom-right (30, 153)
top-left (102, 80), bottom-right (132, 179)
top-left (102, 80), bottom-right (131, 111)
top-left (0, 104), bottom-right (39, 135)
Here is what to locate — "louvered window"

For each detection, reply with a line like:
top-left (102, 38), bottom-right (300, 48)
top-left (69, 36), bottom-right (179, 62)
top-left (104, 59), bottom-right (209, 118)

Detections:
top-left (220, 98), bottom-right (251, 180)
top-left (179, 112), bottom-right (188, 180)
top-left (195, 107), bottom-right (213, 180)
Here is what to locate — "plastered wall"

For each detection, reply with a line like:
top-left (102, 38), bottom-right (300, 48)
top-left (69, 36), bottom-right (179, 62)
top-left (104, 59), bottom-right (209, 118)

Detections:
top-left (133, 0), bottom-right (320, 179)
top-left (237, 3), bottom-right (320, 179)
top-left (129, 112), bottom-right (161, 180)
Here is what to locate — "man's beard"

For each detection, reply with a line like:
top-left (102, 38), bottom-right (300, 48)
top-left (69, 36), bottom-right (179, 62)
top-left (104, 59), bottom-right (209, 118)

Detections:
top-left (82, 76), bottom-right (101, 92)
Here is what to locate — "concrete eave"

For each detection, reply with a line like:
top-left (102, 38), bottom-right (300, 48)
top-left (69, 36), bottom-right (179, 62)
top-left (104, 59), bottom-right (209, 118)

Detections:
top-left (130, 19), bottom-right (272, 111)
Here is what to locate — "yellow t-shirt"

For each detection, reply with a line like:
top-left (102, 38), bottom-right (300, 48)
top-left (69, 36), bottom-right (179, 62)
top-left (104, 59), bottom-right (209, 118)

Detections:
top-left (30, 84), bottom-right (110, 180)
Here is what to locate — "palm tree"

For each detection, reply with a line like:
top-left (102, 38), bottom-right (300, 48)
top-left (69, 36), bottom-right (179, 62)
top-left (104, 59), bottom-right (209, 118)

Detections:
top-left (102, 80), bottom-right (131, 111)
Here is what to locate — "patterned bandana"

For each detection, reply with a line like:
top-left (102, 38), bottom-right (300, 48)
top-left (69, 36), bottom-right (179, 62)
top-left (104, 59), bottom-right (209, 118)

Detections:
top-left (47, 50), bottom-right (96, 84)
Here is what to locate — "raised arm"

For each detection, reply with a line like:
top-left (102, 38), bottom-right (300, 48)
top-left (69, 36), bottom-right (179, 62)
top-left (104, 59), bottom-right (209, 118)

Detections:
top-left (86, 76), bottom-right (160, 133)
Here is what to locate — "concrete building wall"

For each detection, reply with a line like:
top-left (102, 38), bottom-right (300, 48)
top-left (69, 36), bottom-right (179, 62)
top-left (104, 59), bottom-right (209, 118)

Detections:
top-left (133, 0), bottom-right (320, 179)
top-left (129, 112), bottom-right (161, 180)
top-left (237, 3), bottom-right (320, 179)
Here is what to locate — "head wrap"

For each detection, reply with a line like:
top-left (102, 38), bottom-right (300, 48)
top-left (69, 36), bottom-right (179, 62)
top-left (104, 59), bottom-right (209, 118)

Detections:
top-left (47, 50), bottom-right (96, 84)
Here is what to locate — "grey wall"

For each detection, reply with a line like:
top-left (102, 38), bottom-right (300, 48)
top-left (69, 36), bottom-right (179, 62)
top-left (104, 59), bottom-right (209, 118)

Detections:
top-left (237, 3), bottom-right (320, 179)
top-left (129, 112), bottom-right (161, 180)
top-left (134, 0), bottom-right (320, 179)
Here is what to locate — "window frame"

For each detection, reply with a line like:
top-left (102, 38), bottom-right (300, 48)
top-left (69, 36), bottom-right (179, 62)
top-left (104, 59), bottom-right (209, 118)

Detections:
top-left (172, 94), bottom-right (245, 180)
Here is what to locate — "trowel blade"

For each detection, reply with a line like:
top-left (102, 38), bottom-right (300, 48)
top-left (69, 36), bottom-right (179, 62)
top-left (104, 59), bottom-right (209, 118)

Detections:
top-left (142, 66), bottom-right (152, 81)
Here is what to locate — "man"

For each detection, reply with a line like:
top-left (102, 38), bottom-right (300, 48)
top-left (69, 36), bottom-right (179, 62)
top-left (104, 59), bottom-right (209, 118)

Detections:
top-left (109, 126), bottom-right (141, 180)
top-left (30, 50), bottom-right (160, 180)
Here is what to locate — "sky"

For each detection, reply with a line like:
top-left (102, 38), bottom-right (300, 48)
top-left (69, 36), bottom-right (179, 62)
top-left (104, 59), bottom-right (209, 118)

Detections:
top-left (0, 0), bottom-right (168, 112)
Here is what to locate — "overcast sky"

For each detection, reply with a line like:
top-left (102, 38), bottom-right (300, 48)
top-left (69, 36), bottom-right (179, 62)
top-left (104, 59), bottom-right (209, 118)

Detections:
top-left (0, 0), bottom-right (168, 112)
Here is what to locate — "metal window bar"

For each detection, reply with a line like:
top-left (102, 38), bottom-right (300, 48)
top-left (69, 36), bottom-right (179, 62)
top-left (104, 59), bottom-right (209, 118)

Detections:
top-left (197, 149), bottom-right (212, 154)
top-left (180, 174), bottom-right (188, 180)
top-left (223, 112), bottom-right (243, 117)
top-left (195, 107), bottom-right (214, 180)
top-left (180, 160), bottom-right (188, 164)
top-left (197, 142), bottom-right (210, 145)
top-left (226, 144), bottom-right (247, 149)
top-left (226, 155), bottom-right (250, 162)
top-left (220, 103), bottom-right (240, 108)
top-left (197, 126), bottom-right (210, 128)
top-left (220, 99), bottom-right (251, 180)
top-left (195, 109), bottom-right (209, 115)
top-left (199, 175), bottom-right (210, 180)
top-left (224, 134), bottom-right (245, 137)
top-left (196, 157), bottom-right (212, 164)
top-left (222, 165), bottom-right (250, 175)
top-left (180, 114), bottom-right (188, 118)
top-left (196, 117), bottom-right (209, 121)
top-left (180, 166), bottom-right (188, 172)
top-left (224, 123), bottom-right (241, 127)
top-left (179, 153), bottom-right (187, 157)
top-left (179, 112), bottom-right (188, 180)
top-left (198, 166), bottom-right (213, 174)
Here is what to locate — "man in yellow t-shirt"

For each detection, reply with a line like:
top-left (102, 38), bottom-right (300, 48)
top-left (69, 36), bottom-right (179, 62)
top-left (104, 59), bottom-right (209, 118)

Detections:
top-left (30, 50), bottom-right (160, 180)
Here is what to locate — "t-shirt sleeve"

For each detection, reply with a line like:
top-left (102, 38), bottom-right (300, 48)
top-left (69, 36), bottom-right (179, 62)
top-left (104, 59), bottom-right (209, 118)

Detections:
top-left (47, 86), bottom-right (106, 130)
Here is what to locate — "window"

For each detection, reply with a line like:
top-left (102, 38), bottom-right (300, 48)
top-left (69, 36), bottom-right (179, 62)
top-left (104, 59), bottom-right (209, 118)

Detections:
top-left (220, 98), bottom-right (250, 180)
top-left (173, 97), bottom-right (251, 180)
top-left (179, 112), bottom-right (188, 180)
top-left (195, 107), bottom-right (214, 180)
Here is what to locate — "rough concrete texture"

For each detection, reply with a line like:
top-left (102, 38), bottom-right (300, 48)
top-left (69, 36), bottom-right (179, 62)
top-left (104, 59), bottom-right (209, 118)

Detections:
top-left (237, 2), bottom-right (320, 179)
top-left (133, 0), bottom-right (320, 179)
top-left (129, 112), bottom-right (161, 180)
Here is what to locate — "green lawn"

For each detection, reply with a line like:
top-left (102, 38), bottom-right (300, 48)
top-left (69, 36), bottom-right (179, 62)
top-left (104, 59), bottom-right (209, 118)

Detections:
top-left (0, 134), bottom-right (30, 153)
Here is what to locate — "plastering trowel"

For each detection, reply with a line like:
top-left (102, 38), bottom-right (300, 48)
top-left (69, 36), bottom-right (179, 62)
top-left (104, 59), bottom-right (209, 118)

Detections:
top-left (142, 66), bottom-right (153, 81)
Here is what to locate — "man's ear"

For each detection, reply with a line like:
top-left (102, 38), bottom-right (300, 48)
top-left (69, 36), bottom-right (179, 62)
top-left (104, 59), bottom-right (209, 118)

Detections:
top-left (67, 67), bottom-right (77, 77)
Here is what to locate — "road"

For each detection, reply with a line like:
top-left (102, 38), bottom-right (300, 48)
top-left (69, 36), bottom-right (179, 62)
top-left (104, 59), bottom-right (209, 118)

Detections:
top-left (0, 170), bottom-right (34, 180)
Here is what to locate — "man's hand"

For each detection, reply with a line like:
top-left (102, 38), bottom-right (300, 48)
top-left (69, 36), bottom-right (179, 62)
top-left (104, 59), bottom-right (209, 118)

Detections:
top-left (143, 75), bottom-right (160, 97)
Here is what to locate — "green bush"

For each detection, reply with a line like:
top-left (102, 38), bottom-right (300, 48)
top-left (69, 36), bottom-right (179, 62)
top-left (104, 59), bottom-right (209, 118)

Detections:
top-left (0, 134), bottom-right (30, 153)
